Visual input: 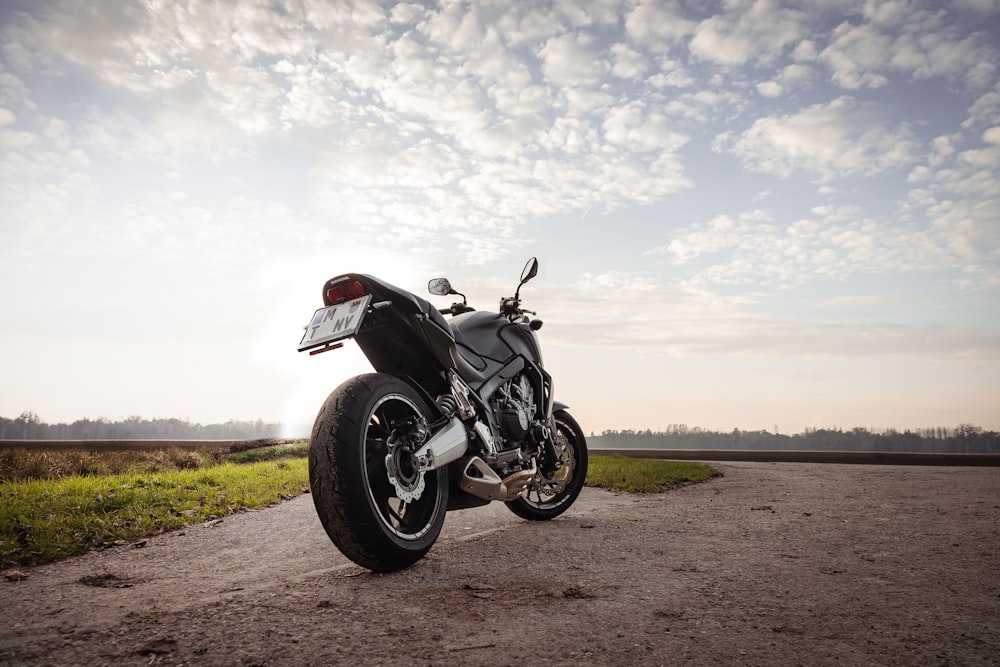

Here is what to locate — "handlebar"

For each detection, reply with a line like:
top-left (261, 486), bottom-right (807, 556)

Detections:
top-left (500, 298), bottom-right (536, 318)
top-left (439, 303), bottom-right (475, 316)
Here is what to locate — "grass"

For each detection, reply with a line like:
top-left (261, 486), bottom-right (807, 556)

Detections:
top-left (587, 455), bottom-right (721, 492)
top-left (0, 447), bottom-right (218, 482)
top-left (225, 441), bottom-right (310, 464)
top-left (0, 447), bottom-right (718, 569)
top-left (1, 459), bottom-right (309, 569)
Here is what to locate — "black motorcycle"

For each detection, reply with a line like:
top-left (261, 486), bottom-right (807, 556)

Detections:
top-left (297, 258), bottom-right (588, 572)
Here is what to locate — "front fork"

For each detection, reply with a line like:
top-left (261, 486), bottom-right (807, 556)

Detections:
top-left (535, 417), bottom-right (562, 477)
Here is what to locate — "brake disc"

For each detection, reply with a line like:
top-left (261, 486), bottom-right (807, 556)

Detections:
top-left (534, 435), bottom-right (573, 496)
top-left (385, 445), bottom-right (425, 503)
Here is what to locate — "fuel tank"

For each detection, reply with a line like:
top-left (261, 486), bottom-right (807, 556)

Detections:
top-left (450, 311), bottom-right (542, 377)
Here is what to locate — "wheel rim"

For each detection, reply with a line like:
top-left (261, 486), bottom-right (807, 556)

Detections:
top-left (362, 393), bottom-right (442, 541)
top-left (522, 421), bottom-right (578, 508)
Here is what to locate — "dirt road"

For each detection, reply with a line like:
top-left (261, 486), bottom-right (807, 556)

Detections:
top-left (2, 462), bottom-right (998, 666)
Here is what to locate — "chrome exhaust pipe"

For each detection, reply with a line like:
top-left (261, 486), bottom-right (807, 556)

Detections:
top-left (458, 457), bottom-right (506, 501)
top-left (414, 417), bottom-right (469, 471)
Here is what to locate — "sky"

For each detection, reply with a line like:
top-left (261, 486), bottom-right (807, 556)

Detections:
top-left (1, 0), bottom-right (998, 438)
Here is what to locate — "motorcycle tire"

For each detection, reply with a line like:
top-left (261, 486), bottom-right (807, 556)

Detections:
top-left (309, 373), bottom-right (449, 572)
top-left (506, 409), bottom-right (588, 521)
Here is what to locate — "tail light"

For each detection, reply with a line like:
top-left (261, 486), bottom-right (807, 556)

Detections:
top-left (326, 280), bottom-right (367, 304)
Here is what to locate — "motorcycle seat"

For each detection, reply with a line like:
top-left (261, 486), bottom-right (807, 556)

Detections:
top-left (357, 273), bottom-right (452, 332)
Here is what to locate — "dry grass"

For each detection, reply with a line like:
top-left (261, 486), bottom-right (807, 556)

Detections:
top-left (0, 447), bottom-right (219, 482)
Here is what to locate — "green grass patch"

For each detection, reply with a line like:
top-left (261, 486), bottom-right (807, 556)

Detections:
top-left (1, 459), bottom-right (309, 569)
top-left (587, 455), bottom-right (721, 493)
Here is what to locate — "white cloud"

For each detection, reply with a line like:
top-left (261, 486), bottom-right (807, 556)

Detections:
top-left (389, 3), bottom-right (428, 25)
top-left (717, 96), bottom-right (919, 180)
top-left (204, 66), bottom-right (281, 135)
top-left (647, 58), bottom-right (696, 88)
top-left (555, 0), bottom-right (621, 27)
top-left (624, 2), bottom-right (694, 53)
top-left (664, 88), bottom-right (747, 122)
top-left (538, 32), bottom-right (607, 88)
top-left (902, 125), bottom-right (1000, 287)
top-left (966, 81), bottom-right (1000, 129)
top-left (756, 81), bottom-right (784, 97)
top-left (654, 191), bottom-right (999, 294)
top-left (983, 126), bottom-right (1000, 144)
top-left (689, 0), bottom-right (807, 67)
top-left (537, 117), bottom-right (599, 155)
top-left (602, 101), bottom-right (688, 152)
top-left (491, 6), bottom-right (561, 49)
top-left (543, 268), bottom-right (999, 360)
top-left (820, 7), bottom-right (999, 89)
top-left (820, 21), bottom-right (892, 89)
top-left (574, 271), bottom-right (659, 293)
top-left (610, 42), bottom-right (650, 80)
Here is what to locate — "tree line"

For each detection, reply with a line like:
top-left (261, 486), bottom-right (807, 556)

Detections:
top-left (5, 412), bottom-right (998, 453)
top-left (590, 424), bottom-right (1000, 454)
top-left (0, 412), bottom-right (283, 441)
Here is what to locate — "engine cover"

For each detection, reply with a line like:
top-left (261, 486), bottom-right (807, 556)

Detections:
top-left (498, 401), bottom-right (529, 441)
top-left (491, 373), bottom-right (537, 449)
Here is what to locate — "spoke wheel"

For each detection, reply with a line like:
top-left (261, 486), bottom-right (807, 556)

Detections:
top-left (309, 373), bottom-right (449, 572)
top-left (363, 394), bottom-right (440, 541)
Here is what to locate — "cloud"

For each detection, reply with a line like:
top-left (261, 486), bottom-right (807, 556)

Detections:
top-left (952, 0), bottom-right (1000, 12)
top-left (602, 101), bottom-right (688, 152)
top-left (716, 96), bottom-right (919, 180)
top-left (756, 81), bottom-right (784, 97)
top-left (573, 271), bottom-right (660, 295)
top-left (0, 0), bottom-right (699, 260)
top-left (819, 7), bottom-right (999, 89)
top-left (647, 196), bottom-right (994, 294)
top-left (542, 269), bottom-right (1000, 360)
top-left (610, 42), bottom-right (651, 80)
top-left (966, 81), bottom-right (1000, 129)
top-left (624, 2), bottom-right (694, 53)
top-left (689, 0), bottom-right (807, 67)
top-left (538, 32), bottom-right (608, 88)
top-left (2, 1), bottom-right (997, 283)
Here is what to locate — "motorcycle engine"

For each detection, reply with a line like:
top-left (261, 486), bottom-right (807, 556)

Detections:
top-left (493, 374), bottom-right (536, 448)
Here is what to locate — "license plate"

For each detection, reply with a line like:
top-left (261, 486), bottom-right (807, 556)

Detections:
top-left (297, 295), bottom-right (372, 351)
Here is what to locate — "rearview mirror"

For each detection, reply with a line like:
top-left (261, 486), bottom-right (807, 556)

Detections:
top-left (520, 257), bottom-right (538, 284)
top-left (428, 278), bottom-right (452, 296)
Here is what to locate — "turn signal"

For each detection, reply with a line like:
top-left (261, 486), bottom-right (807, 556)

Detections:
top-left (326, 280), bottom-right (366, 304)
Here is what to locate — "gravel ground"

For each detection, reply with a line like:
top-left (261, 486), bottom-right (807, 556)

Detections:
top-left (1, 461), bottom-right (998, 666)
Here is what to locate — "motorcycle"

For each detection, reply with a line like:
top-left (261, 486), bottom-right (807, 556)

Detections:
top-left (297, 258), bottom-right (588, 572)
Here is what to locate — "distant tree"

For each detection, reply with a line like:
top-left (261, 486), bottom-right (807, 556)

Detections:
top-left (588, 424), bottom-right (999, 453)
top-left (0, 414), bottom-right (284, 440)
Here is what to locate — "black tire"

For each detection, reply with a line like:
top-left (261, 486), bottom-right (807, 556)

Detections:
top-left (506, 409), bottom-right (588, 521)
top-left (308, 373), bottom-right (449, 572)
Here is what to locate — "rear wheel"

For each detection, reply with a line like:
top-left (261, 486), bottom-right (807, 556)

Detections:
top-left (309, 373), bottom-right (448, 572)
top-left (506, 409), bottom-right (588, 521)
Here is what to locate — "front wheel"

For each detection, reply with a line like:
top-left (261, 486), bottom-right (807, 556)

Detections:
top-left (309, 373), bottom-right (449, 572)
top-left (506, 409), bottom-right (588, 521)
